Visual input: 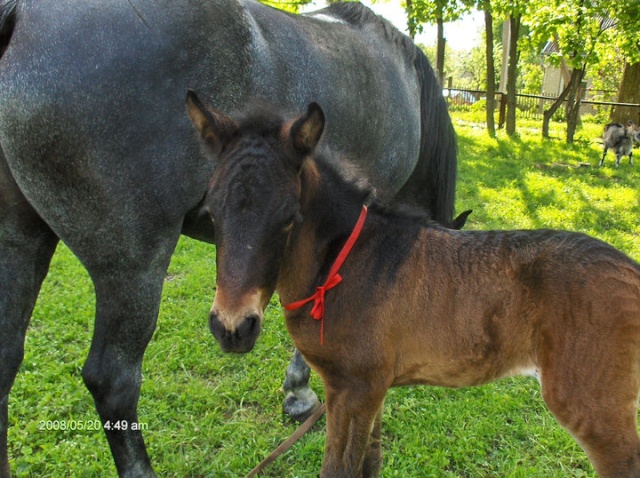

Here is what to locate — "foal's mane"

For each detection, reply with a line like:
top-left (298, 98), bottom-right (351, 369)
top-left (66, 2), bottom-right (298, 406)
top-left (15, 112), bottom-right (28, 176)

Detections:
top-left (300, 152), bottom-right (446, 286)
top-left (302, 152), bottom-right (442, 232)
top-left (232, 99), bottom-right (288, 138)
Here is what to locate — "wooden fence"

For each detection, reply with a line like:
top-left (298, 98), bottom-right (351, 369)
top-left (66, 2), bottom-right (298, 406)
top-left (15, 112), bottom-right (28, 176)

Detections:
top-left (443, 88), bottom-right (640, 125)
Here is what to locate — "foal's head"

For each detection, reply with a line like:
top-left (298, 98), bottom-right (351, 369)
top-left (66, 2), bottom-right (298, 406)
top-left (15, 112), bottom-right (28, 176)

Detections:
top-left (186, 91), bottom-right (325, 353)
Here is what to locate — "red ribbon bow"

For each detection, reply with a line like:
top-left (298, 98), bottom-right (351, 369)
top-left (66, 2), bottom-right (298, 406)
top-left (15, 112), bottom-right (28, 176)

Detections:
top-left (284, 205), bottom-right (368, 345)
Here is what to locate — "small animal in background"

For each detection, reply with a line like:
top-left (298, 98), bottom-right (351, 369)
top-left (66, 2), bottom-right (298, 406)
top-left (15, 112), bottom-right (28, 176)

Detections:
top-left (599, 120), bottom-right (640, 167)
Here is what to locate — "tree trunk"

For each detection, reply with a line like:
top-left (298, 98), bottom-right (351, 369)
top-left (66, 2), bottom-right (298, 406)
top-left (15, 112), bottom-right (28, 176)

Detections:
top-left (499, 18), bottom-right (510, 93)
top-left (436, 16), bottom-right (446, 85)
top-left (565, 65), bottom-right (586, 143)
top-left (611, 61), bottom-right (640, 124)
top-left (483, 1), bottom-right (496, 137)
top-left (505, 15), bottom-right (520, 136)
top-left (542, 72), bottom-right (576, 139)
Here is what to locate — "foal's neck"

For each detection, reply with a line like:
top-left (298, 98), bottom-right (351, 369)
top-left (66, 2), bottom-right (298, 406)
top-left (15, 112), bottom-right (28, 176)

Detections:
top-left (277, 159), bottom-right (367, 303)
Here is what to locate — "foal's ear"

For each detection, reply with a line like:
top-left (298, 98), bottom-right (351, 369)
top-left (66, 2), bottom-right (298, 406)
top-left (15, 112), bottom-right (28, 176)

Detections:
top-left (290, 102), bottom-right (325, 157)
top-left (186, 90), bottom-right (237, 154)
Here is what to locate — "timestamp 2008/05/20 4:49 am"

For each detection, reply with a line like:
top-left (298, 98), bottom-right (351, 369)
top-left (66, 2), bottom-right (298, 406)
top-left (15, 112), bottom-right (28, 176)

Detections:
top-left (38, 419), bottom-right (149, 432)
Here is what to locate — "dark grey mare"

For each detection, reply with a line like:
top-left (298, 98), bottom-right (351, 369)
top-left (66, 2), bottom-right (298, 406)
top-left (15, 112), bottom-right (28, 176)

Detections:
top-left (0, 0), bottom-right (457, 476)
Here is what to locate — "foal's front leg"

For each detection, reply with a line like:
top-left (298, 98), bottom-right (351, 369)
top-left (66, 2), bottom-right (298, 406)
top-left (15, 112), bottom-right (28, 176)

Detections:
top-left (362, 405), bottom-right (384, 477)
top-left (321, 381), bottom-right (387, 478)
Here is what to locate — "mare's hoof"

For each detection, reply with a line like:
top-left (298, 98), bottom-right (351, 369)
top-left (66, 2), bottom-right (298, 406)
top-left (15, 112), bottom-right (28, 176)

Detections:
top-left (283, 390), bottom-right (321, 423)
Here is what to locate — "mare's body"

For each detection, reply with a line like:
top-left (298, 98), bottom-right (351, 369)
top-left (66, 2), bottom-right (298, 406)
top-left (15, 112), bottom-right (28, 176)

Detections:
top-left (189, 98), bottom-right (640, 477)
top-left (0, 0), bottom-right (457, 476)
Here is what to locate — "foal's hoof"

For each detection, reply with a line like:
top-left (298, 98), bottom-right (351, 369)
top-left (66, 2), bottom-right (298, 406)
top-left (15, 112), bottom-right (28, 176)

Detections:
top-left (283, 390), bottom-right (321, 423)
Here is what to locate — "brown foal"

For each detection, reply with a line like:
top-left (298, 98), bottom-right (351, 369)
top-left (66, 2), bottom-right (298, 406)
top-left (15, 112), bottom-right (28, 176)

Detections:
top-left (187, 92), bottom-right (640, 477)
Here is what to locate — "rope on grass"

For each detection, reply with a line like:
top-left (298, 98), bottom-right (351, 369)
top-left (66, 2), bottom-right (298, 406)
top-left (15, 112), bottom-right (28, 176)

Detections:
top-left (245, 402), bottom-right (326, 477)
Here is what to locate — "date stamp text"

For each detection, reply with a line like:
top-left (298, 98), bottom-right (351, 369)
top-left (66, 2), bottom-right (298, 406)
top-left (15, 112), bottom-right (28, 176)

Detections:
top-left (38, 419), bottom-right (148, 432)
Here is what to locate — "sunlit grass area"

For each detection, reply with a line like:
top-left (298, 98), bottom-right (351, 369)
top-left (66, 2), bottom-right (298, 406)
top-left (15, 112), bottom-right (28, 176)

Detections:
top-left (454, 114), bottom-right (640, 260)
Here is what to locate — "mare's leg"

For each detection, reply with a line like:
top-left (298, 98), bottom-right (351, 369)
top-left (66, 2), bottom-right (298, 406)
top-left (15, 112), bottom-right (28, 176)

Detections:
top-left (80, 231), bottom-right (180, 478)
top-left (0, 157), bottom-right (59, 478)
top-left (362, 405), bottom-right (384, 478)
top-left (539, 332), bottom-right (640, 477)
top-left (283, 348), bottom-right (320, 422)
top-left (320, 379), bottom-right (387, 478)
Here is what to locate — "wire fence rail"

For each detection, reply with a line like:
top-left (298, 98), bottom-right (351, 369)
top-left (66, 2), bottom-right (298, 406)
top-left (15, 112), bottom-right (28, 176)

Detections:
top-left (443, 87), bottom-right (640, 125)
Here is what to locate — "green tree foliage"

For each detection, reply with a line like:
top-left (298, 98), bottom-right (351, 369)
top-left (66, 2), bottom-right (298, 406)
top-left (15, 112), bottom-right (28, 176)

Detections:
top-left (527, 0), bottom-right (611, 71)
top-left (526, 0), bottom-right (637, 141)
top-left (420, 43), bottom-right (489, 90)
top-left (607, 2), bottom-right (640, 64)
top-left (405, 0), bottom-right (470, 36)
top-left (259, 0), bottom-right (312, 14)
top-left (404, 0), bottom-right (470, 83)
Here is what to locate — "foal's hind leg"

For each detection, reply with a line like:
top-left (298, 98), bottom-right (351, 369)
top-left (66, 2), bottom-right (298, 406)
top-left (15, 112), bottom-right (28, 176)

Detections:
top-left (540, 337), bottom-right (640, 477)
top-left (0, 159), bottom-right (58, 477)
top-left (283, 348), bottom-right (320, 422)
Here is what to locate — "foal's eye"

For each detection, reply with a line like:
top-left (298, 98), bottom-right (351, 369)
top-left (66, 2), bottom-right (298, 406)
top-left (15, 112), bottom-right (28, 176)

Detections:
top-left (282, 221), bottom-right (294, 233)
top-left (282, 212), bottom-right (303, 233)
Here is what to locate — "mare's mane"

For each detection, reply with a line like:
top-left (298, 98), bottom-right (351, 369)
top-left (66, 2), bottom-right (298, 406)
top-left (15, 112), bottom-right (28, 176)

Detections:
top-left (0, 0), bottom-right (17, 58)
top-left (321, 2), bottom-right (417, 60)
top-left (317, 3), bottom-right (457, 225)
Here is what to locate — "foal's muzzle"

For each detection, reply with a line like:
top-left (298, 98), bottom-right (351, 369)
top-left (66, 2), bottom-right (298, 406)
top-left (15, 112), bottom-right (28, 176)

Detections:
top-left (209, 311), bottom-right (261, 353)
top-left (208, 289), bottom-right (265, 353)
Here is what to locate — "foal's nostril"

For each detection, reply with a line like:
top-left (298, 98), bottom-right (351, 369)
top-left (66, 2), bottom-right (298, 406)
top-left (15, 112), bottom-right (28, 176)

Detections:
top-left (209, 310), bottom-right (261, 353)
top-left (236, 314), bottom-right (259, 338)
top-left (209, 311), bottom-right (225, 338)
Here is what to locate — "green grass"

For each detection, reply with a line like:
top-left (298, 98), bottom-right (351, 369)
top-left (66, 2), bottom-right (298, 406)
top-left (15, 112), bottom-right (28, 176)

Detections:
top-left (7, 114), bottom-right (640, 476)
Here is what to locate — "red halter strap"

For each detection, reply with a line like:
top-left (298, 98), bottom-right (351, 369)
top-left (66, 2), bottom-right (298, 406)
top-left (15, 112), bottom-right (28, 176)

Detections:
top-left (283, 205), bottom-right (368, 346)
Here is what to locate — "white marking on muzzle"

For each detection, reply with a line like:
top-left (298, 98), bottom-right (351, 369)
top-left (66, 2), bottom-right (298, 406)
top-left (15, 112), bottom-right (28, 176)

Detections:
top-left (210, 288), bottom-right (266, 332)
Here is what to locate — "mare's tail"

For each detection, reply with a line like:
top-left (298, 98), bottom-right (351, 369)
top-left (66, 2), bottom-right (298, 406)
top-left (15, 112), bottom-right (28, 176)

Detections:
top-left (0, 0), bottom-right (17, 59)
top-left (396, 47), bottom-right (458, 227)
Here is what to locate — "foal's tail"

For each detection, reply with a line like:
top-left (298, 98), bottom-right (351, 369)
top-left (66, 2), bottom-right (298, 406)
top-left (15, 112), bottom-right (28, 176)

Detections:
top-left (396, 47), bottom-right (457, 227)
top-left (0, 0), bottom-right (17, 60)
